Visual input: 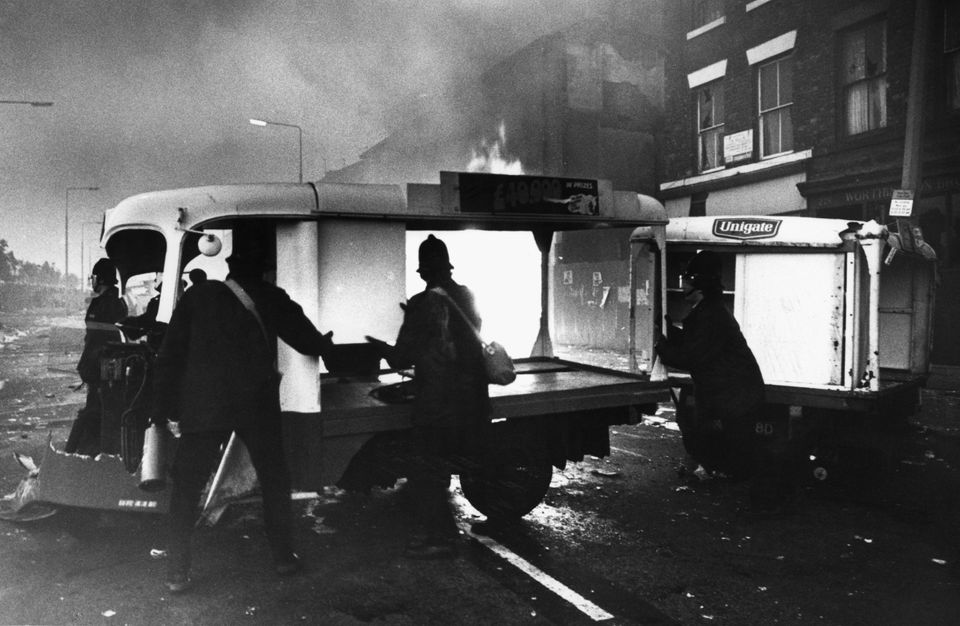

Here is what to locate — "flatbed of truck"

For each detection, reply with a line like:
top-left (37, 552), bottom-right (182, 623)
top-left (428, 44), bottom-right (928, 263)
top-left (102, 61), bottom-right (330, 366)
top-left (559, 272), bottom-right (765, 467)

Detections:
top-left (667, 372), bottom-right (924, 416)
top-left (315, 358), bottom-right (670, 437)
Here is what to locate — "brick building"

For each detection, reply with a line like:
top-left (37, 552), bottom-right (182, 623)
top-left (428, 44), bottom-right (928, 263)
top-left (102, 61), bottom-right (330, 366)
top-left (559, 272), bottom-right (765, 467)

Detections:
top-left (659, 0), bottom-right (960, 380)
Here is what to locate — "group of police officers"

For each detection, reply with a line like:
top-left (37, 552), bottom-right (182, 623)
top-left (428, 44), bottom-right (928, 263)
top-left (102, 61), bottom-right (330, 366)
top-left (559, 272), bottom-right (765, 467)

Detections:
top-left (72, 239), bottom-right (793, 594)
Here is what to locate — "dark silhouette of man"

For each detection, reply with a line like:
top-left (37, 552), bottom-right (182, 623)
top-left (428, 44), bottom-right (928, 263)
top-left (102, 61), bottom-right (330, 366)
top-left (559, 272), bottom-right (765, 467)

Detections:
top-left (655, 251), bottom-right (798, 509)
top-left (65, 258), bottom-right (127, 455)
top-left (370, 235), bottom-right (489, 558)
top-left (152, 241), bottom-right (333, 593)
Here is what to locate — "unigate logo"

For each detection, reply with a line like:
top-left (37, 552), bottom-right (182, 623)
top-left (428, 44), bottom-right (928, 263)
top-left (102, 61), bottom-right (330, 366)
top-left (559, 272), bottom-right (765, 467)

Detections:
top-left (712, 218), bottom-right (782, 240)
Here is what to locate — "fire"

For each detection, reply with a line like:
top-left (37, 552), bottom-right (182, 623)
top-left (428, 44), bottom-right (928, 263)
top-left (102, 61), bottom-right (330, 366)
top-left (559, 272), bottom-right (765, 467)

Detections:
top-left (466, 122), bottom-right (523, 175)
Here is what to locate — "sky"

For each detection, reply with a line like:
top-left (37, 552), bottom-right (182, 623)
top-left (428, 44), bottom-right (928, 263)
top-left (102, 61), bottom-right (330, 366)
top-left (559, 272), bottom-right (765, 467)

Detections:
top-left (0, 0), bottom-right (602, 275)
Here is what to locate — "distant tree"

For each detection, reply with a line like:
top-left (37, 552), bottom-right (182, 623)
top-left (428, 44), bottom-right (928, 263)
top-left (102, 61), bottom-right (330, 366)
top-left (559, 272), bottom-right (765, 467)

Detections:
top-left (0, 238), bottom-right (13, 281)
top-left (39, 261), bottom-right (61, 285)
top-left (0, 240), bottom-right (63, 285)
top-left (18, 260), bottom-right (39, 283)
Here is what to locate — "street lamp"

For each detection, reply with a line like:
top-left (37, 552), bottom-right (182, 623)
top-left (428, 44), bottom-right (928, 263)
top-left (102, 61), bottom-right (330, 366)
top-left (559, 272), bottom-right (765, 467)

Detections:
top-left (0, 100), bottom-right (54, 107)
top-left (80, 221), bottom-right (101, 285)
top-left (249, 118), bottom-right (303, 183)
top-left (65, 187), bottom-right (99, 287)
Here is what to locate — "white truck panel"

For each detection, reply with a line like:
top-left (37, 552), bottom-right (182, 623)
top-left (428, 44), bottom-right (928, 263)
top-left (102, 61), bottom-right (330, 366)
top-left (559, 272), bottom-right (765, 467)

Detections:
top-left (736, 253), bottom-right (845, 386)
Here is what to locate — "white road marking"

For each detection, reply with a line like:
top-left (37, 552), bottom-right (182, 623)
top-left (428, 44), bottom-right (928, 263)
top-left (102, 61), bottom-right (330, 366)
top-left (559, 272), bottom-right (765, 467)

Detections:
top-left (451, 483), bottom-right (615, 622)
top-left (468, 531), bottom-right (615, 622)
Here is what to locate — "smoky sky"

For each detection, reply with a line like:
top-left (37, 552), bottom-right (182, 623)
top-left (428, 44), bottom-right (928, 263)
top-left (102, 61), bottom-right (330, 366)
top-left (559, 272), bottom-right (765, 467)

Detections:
top-left (0, 0), bottom-right (604, 270)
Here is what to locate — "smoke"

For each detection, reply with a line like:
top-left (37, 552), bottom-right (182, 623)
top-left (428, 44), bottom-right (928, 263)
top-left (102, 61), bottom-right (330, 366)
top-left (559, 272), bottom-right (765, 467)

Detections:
top-left (0, 0), bottom-right (606, 269)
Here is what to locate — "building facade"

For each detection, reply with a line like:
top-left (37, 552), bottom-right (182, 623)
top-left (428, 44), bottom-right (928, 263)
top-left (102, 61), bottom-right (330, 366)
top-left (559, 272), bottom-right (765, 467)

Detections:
top-left (659, 0), bottom-right (960, 378)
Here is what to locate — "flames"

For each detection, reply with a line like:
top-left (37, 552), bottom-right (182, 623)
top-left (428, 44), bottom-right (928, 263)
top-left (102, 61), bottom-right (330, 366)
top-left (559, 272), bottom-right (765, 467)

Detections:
top-left (466, 122), bottom-right (523, 175)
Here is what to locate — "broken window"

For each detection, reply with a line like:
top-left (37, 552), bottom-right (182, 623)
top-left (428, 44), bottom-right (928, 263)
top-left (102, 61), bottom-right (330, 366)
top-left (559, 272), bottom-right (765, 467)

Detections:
top-left (697, 82), bottom-right (725, 171)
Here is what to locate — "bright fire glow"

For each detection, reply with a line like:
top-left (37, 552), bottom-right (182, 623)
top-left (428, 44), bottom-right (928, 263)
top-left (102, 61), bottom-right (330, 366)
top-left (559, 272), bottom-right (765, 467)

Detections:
top-left (466, 122), bottom-right (523, 175)
top-left (406, 231), bottom-right (540, 358)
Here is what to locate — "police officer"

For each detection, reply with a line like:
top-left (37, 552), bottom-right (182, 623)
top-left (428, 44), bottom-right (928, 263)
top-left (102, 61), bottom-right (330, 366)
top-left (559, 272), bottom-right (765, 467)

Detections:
top-left (656, 251), bottom-right (799, 513)
top-left (65, 258), bottom-right (127, 455)
top-left (369, 235), bottom-right (490, 558)
top-left (655, 252), bottom-right (765, 477)
top-left (152, 241), bottom-right (333, 593)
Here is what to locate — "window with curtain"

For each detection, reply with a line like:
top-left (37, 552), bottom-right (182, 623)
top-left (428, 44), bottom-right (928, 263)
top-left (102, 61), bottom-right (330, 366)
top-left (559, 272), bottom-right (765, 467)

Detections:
top-left (691, 0), bottom-right (724, 29)
top-left (697, 82), bottom-right (725, 171)
top-left (841, 20), bottom-right (887, 135)
top-left (946, 0), bottom-right (960, 111)
top-left (759, 56), bottom-right (794, 157)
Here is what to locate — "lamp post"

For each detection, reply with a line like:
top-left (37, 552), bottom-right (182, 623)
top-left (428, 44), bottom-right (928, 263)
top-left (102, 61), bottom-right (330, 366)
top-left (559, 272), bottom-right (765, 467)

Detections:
top-left (65, 187), bottom-right (99, 287)
top-left (249, 118), bottom-right (303, 183)
top-left (80, 221), bottom-right (101, 285)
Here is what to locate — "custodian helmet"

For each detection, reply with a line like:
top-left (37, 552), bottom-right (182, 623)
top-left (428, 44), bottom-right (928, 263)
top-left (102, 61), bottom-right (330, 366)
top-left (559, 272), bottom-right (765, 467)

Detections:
top-left (683, 250), bottom-right (723, 293)
top-left (91, 258), bottom-right (118, 286)
top-left (417, 235), bottom-right (453, 273)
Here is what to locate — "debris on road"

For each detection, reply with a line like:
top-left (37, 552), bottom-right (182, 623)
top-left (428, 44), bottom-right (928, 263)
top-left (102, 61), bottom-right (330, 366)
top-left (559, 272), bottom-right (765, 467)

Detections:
top-left (591, 468), bottom-right (621, 478)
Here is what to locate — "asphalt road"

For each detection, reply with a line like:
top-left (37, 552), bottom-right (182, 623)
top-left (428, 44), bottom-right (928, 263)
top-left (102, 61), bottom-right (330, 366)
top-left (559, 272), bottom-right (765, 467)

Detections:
top-left (1, 311), bottom-right (959, 625)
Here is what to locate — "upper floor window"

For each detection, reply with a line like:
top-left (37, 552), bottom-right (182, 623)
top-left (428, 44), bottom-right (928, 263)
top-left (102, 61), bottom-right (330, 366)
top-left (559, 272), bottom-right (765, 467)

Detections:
top-left (840, 20), bottom-right (887, 135)
top-left (692, 0), bottom-right (724, 29)
top-left (946, 0), bottom-right (960, 111)
top-left (697, 82), bottom-right (725, 171)
top-left (759, 56), bottom-right (794, 157)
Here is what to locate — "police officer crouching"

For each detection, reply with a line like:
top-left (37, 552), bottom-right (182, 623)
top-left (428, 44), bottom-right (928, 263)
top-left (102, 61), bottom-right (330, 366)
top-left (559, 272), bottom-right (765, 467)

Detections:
top-left (655, 251), bottom-right (798, 514)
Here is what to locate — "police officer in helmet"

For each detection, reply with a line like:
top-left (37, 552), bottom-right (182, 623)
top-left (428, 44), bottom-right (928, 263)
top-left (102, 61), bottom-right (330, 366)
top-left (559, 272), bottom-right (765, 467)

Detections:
top-left (65, 258), bottom-right (128, 455)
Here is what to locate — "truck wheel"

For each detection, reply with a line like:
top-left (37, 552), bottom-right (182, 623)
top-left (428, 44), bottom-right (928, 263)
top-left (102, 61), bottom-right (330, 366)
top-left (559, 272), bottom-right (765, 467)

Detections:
top-left (459, 443), bottom-right (552, 522)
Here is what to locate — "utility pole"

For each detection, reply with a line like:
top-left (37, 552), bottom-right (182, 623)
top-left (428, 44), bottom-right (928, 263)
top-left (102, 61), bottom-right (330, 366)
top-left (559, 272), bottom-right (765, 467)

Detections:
top-left (896, 0), bottom-right (932, 252)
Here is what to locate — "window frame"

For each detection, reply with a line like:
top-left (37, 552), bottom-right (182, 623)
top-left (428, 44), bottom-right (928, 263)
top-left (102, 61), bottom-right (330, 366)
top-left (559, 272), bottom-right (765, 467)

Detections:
top-left (838, 18), bottom-right (889, 137)
top-left (758, 54), bottom-right (794, 158)
top-left (696, 80), bottom-right (725, 173)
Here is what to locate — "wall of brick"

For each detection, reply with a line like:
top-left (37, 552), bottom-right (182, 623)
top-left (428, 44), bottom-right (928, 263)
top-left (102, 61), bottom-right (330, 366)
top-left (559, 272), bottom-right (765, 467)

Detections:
top-left (659, 0), bottom-right (958, 185)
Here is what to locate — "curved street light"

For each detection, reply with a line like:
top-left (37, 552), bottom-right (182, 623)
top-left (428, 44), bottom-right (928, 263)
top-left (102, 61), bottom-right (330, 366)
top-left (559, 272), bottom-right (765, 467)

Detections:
top-left (249, 118), bottom-right (303, 183)
top-left (0, 100), bottom-right (54, 107)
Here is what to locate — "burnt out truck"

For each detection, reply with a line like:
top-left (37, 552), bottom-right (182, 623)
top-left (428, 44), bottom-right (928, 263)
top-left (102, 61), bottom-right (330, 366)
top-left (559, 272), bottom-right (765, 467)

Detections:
top-left (2, 172), bottom-right (671, 522)
top-left (653, 215), bottom-right (938, 478)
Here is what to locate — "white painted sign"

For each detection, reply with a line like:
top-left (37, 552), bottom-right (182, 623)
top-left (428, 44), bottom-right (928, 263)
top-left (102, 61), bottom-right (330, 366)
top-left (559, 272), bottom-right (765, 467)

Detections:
top-left (723, 130), bottom-right (753, 162)
top-left (889, 189), bottom-right (914, 217)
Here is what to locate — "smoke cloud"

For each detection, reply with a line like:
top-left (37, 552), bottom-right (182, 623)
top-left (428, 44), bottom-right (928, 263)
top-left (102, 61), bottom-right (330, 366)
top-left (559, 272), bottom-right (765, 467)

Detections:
top-left (0, 0), bottom-right (606, 270)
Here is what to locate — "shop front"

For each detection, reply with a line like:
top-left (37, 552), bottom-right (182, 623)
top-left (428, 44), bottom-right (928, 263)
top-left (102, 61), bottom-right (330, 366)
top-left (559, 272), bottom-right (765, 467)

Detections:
top-left (800, 172), bottom-right (960, 382)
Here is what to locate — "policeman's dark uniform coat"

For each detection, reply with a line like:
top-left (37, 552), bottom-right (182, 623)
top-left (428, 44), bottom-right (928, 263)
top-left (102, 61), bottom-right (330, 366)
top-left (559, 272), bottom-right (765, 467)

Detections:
top-left (655, 255), bottom-right (765, 480)
top-left (65, 260), bottom-right (127, 455)
top-left (153, 267), bottom-right (331, 580)
top-left (384, 235), bottom-right (490, 554)
top-left (391, 280), bottom-right (489, 453)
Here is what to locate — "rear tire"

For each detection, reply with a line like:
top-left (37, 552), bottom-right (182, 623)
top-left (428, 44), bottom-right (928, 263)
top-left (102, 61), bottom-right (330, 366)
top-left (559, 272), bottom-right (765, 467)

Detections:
top-left (459, 442), bottom-right (552, 522)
